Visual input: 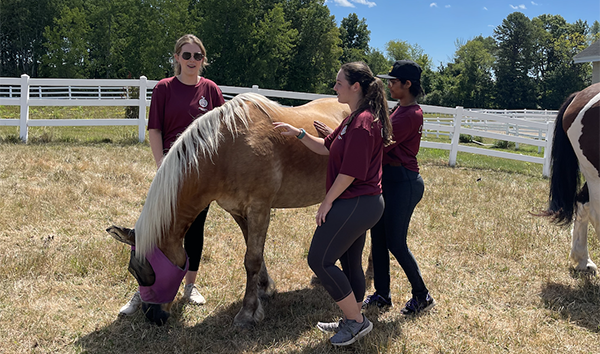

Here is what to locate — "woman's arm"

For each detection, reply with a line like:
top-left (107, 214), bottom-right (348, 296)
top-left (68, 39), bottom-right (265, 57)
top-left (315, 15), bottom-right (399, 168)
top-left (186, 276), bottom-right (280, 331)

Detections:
top-left (148, 129), bottom-right (164, 168)
top-left (273, 122), bottom-right (330, 155)
top-left (315, 173), bottom-right (354, 226)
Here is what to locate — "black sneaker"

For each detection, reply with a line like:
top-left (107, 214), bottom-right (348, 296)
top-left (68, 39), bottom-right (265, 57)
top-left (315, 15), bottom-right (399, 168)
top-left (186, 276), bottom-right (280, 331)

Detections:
top-left (400, 293), bottom-right (436, 315)
top-left (362, 292), bottom-right (392, 309)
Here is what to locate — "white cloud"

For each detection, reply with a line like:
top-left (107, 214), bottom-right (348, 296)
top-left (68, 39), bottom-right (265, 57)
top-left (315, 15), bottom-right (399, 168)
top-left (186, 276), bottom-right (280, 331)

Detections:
top-left (330, 0), bottom-right (355, 7)
top-left (353, 0), bottom-right (377, 7)
top-left (445, 4), bottom-right (451, 8)
top-left (531, 1), bottom-right (538, 5)
top-left (509, 4), bottom-right (527, 9)
top-left (328, 0), bottom-right (377, 8)
top-left (430, 3), bottom-right (438, 7)
top-left (483, 6), bottom-right (488, 10)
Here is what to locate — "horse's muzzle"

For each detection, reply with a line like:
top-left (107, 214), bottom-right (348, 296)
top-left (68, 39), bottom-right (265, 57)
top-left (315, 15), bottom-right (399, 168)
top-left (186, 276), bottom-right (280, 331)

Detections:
top-left (142, 303), bottom-right (170, 326)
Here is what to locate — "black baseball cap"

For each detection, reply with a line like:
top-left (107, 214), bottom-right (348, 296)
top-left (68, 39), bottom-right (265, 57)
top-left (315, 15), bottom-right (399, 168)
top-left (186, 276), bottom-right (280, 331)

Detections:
top-left (377, 60), bottom-right (422, 81)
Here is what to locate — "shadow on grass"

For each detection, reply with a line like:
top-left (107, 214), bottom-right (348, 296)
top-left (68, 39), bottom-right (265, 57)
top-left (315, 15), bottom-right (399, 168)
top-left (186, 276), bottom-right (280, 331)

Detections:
top-left (75, 285), bottom-right (404, 353)
top-left (540, 276), bottom-right (600, 333)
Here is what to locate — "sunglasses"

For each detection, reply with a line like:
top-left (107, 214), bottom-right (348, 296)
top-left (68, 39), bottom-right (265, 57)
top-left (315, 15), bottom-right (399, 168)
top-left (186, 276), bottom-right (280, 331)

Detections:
top-left (387, 78), bottom-right (400, 85)
top-left (180, 52), bottom-right (204, 61)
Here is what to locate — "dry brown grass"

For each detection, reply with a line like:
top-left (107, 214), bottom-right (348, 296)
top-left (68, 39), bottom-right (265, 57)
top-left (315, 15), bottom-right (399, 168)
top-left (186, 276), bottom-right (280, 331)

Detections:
top-left (0, 141), bottom-right (599, 354)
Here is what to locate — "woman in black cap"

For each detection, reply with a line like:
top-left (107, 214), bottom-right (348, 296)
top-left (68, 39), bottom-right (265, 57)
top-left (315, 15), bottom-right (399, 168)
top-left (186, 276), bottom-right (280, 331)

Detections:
top-left (361, 59), bottom-right (435, 314)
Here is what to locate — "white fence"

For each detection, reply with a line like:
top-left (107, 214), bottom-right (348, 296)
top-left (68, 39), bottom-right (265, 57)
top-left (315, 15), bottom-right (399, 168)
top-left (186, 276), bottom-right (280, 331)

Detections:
top-left (0, 75), bottom-right (558, 176)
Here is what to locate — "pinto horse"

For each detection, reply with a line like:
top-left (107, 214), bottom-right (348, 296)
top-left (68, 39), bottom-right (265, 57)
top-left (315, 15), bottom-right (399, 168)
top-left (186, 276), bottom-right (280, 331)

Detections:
top-left (107, 93), bottom-right (350, 326)
top-left (543, 83), bottom-right (600, 272)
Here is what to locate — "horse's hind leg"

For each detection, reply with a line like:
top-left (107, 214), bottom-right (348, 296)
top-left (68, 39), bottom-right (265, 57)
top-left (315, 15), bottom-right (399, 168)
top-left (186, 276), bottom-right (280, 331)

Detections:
top-left (570, 201), bottom-right (597, 273)
top-left (231, 209), bottom-right (274, 327)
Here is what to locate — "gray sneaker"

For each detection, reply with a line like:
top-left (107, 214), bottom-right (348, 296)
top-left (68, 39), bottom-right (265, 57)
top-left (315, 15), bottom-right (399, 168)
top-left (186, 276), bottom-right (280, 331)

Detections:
top-left (330, 314), bottom-right (372, 346)
top-left (317, 318), bottom-right (344, 333)
top-left (119, 291), bottom-right (141, 316)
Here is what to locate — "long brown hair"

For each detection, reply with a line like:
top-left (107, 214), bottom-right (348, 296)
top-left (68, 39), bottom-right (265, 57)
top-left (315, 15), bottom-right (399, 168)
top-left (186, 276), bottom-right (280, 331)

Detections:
top-left (340, 62), bottom-right (393, 146)
top-left (173, 34), bottom-right (207, 76)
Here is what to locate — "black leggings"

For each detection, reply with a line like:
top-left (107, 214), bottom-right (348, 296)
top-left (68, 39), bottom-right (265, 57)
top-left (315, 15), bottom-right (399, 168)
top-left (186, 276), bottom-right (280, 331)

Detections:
top-left (308, 194), bottom-right (384, 302)
top-left (370, 165), bottom-right (427, 301)
top-left (183, 205), bottom-right (209, 272)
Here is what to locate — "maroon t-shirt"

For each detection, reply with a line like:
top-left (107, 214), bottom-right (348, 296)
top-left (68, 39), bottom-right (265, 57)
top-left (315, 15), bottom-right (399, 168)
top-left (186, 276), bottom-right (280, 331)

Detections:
top-left (324, 110), bottom-right (384, 199)
top-left (148, 76), bottom-right (225, 152)
top-left (383, 104), bottom-right (423, 172)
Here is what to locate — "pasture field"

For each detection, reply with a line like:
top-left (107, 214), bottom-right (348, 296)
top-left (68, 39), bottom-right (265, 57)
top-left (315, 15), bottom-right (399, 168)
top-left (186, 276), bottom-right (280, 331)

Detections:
top-left (0, 115), bottom-right (599, 353)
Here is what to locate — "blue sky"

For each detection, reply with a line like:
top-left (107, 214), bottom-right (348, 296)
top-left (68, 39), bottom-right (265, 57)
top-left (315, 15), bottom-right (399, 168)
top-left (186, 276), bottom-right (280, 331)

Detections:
top-left (325, 0), bottom-right (600, 68)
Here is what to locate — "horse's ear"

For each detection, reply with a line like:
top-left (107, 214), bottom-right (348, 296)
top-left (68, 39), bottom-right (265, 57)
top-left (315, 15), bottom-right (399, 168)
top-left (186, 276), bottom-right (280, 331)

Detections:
top-left (106, 225), bottom-right (136, 246)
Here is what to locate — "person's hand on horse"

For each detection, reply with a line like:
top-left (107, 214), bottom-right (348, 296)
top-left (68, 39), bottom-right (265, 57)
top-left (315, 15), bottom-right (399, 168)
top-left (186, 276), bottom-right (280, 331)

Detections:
top-left (273, 122), bottom-right (301, 137)
top-left (313, 120), bottom-right (333, 137)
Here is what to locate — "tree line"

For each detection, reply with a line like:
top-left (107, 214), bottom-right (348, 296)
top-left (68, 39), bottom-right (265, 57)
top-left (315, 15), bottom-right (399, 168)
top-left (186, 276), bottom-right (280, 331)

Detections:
top-left (1, 0), bottom-right (598, 109)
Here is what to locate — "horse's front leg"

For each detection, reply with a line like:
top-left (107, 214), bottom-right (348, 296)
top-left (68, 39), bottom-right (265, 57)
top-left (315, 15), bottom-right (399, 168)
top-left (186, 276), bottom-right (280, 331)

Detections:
top-left (570, 201), bottom-right (597, 273)
top-left (232, 207), bottom-right (272, 327)
top-left (231, 214), bottom-right (276, 300)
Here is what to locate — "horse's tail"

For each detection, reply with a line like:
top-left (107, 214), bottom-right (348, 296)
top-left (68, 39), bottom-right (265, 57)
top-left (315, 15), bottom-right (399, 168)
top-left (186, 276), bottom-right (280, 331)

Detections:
top-left (544, 91), bottom-right (581, 225)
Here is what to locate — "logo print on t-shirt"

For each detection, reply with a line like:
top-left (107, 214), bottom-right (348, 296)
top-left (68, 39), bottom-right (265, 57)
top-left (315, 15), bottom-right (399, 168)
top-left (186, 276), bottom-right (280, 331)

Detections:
top-left (199, 96), bottom-right (208, 111)
top-left (338, 125), bottom-right (347, 139)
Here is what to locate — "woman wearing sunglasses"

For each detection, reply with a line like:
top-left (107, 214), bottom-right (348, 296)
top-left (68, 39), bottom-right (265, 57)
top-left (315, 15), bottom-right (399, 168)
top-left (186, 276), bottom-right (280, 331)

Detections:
top-left (119, 34), bottom-right (225, 316)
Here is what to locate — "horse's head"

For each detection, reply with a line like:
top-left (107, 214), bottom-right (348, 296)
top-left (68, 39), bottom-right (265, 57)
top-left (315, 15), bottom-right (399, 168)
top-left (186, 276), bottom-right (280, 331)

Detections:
top-left (106, 225), bottom-right (182, 326)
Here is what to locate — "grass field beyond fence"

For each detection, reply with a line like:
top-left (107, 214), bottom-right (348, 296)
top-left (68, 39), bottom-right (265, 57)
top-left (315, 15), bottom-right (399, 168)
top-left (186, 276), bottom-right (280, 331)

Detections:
top-left (0, 107), bottom-right (599, 353)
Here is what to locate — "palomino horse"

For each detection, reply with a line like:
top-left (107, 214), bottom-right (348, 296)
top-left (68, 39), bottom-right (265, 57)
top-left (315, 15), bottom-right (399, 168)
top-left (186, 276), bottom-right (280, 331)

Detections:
top-left (543, 83), bottom-right (600, 272)
top-left (107, 93), bottom-right (350, 326)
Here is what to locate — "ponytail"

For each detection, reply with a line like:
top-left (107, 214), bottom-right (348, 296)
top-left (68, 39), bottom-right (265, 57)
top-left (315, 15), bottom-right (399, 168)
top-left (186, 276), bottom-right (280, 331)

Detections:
top-left (341, 62), bottom-right (394, 146)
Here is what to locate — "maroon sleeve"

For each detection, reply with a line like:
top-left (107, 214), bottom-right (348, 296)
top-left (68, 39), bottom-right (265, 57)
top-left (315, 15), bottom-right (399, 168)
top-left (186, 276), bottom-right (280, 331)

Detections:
top-left (212, 84), bottom-right (225, 107)
top-left (338, 127), bottom-right (372, 181)
top-left (147, 81), bottom-right (166, 131)
top-left (324, 122), bottom-right (344, 151)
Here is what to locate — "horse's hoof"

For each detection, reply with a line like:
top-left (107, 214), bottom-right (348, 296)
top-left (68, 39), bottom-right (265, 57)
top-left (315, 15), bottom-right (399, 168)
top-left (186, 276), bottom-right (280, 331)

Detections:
top-left (233, 302), bottom-right (264, 327)
top-left (142, 303), bottom-right (170, 326)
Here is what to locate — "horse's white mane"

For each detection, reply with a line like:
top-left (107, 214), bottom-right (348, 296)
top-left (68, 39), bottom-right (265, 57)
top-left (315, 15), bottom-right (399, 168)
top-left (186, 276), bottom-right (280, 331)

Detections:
top-left (134, 92), bottom-right (280, 259)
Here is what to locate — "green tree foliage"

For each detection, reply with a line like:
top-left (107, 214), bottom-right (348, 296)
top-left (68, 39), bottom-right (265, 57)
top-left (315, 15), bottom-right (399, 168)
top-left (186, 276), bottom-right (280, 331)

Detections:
top-left (42, 4), bottom-right (91, 78)
top-left (531, 14), bottom-right (590, 108)
top-left (0, 0), bottom-right (60, 77)
top-left (494, 12), bottom-right (537, 109)
top-left (339, 13), bottom-right (370, 63)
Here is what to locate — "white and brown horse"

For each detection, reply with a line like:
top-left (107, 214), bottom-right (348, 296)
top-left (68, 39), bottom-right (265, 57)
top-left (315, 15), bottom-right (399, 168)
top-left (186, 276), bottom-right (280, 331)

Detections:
top-left (107, 93), bottom-right (350, 326)
top-left (543, 83), bottom-right (600, 272)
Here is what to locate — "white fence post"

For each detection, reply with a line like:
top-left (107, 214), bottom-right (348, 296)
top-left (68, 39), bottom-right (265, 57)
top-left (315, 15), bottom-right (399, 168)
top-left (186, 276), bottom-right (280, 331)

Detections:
top-left (542, 120), bottom-right (554, 178)
top-left (138, 76), bottom-right (147, 142)
top-left (19, 74), bottom-right (30, 142)
top-left (448, 106), bottom-right (463, 167)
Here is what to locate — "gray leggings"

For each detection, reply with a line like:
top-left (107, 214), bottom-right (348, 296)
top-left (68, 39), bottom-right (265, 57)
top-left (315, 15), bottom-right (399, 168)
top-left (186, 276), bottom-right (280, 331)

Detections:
top-left (308, 194), bottom-right (384, 302)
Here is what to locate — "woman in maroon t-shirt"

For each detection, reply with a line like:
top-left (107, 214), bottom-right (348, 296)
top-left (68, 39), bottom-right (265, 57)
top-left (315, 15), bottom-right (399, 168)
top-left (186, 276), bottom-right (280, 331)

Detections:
top-left (274, 62), bottom-right (392, 346)
top-left (119, 34), bottom-right (224, 316)
top-left (362, 60), bottom-right (435, 315)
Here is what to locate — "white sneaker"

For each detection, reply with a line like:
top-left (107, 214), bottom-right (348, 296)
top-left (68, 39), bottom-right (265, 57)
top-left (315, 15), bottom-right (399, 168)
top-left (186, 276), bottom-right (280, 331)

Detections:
top-left (119, 291), bottom-right (141, 316)
top-left (183, 283), bottom-right (206, 305)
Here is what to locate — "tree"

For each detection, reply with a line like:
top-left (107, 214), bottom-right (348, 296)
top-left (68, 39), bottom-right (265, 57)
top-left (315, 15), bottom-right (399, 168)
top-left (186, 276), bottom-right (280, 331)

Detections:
top-left (531, 14), bottom-right (590, 108)
top-left (364, 48), bottom-right (391, 76)
top-left (282, 0), bottom-right (342, 93)
top-left (590, 20), bottom-right (600, 42)
top-left (42, 4), bottom-right (90, 78)
top-left (248, 4), bottom-right (298, 88)
top-left (339, 13), bottom-right (370, 64)
top-left (0, 0), bottom-right (60, 77)
top-left (453, 36), bottom-right (496, 107)
top-left (493, 12), bottom-right (537, 109)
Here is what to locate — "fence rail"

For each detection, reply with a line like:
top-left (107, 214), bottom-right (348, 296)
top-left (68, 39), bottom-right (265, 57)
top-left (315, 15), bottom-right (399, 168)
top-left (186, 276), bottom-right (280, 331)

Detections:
top-left (0, 75), bottom-right (558, 176)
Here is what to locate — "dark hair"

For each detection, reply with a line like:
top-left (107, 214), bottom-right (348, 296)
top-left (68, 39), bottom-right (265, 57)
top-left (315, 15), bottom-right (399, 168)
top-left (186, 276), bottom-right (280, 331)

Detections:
top-left (340, 62), bottom-right (393, 146)
top-left (399, 78), bottom-right (425, 99)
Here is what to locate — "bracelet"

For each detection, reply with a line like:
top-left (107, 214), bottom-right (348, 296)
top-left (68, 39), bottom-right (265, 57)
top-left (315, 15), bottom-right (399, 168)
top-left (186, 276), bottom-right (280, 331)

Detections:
top-left (296, 128), bottom-right (306, 139)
